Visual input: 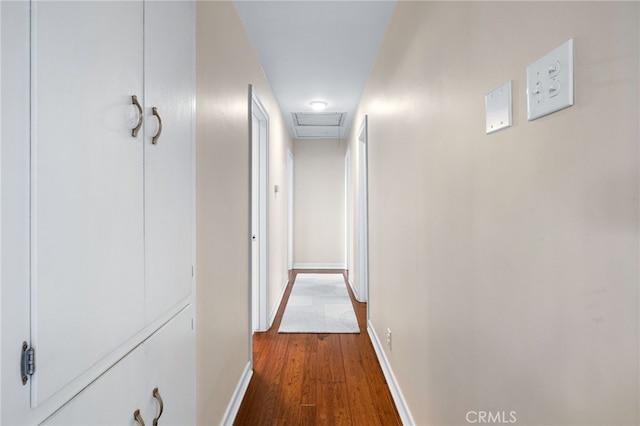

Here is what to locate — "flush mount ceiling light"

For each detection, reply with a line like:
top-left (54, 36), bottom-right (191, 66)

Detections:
top-left (309, 100), bottom-right (328, 111)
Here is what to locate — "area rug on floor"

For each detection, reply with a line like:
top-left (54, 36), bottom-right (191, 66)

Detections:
top-left (278, 273), bottom-right (360, 333)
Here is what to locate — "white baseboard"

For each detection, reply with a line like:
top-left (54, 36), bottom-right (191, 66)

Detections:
top-left (367, 321), bottom-right (415, 426)
top-left (221, 361), bottom-right (253, 426)
top-left (293, 263), bottom-right (346, 270)
top-left (269, 275), bottom-right (289, 328)
top-left (348, 277), bottom-right (360, 300)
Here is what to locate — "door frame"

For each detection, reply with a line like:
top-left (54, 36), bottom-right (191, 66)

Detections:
top-left (287, 149), bottom-right (294, 271)
top-left (357, 116), bottom-right (369, 304)
top-left (250, 86), bottom-right (269, 333)
top-left (344, 148), bottom-right (351, 286)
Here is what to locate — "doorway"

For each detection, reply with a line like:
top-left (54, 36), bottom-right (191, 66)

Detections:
top-left (356, 116), bottom-right (369, 304)
top-left (250, 86), bottom-right (269, 332)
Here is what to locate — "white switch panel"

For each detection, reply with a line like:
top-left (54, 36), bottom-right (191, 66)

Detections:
top-left (527, 39), bottom-right (574, 121)
top-left (485, 80), bottom-right (512, 134)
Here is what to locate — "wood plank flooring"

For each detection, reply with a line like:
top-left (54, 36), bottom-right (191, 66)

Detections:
top-left (234, 270), bottom-right (402, 426)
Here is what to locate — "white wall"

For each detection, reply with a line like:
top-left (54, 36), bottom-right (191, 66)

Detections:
top-left (348, 2), bottom-right (639, 425)
top-left (293, 139), bottom-right (347, 268)
top-left (196, 2), bottom-right (291, 423)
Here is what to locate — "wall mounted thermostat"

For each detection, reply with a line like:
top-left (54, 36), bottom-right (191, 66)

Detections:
top-left (526, 39), bottom-right (574, 121)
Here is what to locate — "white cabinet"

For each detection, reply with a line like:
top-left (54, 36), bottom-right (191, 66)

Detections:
top-left (1, 1), bottom-right (195, 424)
top-left (43, 335), bottom-right (148, 426)
top-left (144, 0), bottom-right (195, 324)
top-left (44, 306), bottom-right (195, 426)
top-left (142, 306), bottom-right (196, 425)
top-left (30, 1), bottom-right (146, 405)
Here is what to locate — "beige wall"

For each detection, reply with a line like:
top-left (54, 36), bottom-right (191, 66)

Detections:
top-left (266, 94), bottom-right (292, 321)
top-left (196, 2), bottom-right (291, 423)
top-left (349, 2), bottom-right (639, 425)
top-left (293, 139), bottom-right (347, 267)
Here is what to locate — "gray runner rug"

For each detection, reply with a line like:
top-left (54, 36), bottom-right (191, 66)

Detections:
top-left (278, 273), bottom-right (359, 333)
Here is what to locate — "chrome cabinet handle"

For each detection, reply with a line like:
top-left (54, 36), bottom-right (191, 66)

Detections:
top-left (131, 95), bottom-right (144, 138)
top-left (152, 387), bottom-right (164, 426)
top-left (134, 409), bottom-right (145, 426)
top-left (151, 107), bottom-right (163, 145)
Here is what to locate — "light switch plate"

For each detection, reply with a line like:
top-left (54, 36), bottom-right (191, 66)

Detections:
top-left (485, 80), bottom-right (512, 134)
top-left (527, 39), bottom-right (574, 121)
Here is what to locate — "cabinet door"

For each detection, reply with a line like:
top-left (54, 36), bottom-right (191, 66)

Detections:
top-left (143, 0), bottom-right (195, 322)
top-left (42, 342), bottom-right (147, 426)
top-left (31, 0), bottom-right (145, 406)
top-left (44, 306), bottom-right (195, 426)
top-left (144, 305), bottom-right (195, 425)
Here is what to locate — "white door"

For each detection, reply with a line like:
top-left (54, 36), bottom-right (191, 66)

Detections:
top-left (144, 0), bottom-right (195, 323)
top-left (357, 116), bottom-right (369, 304)
top-left (251, 89), bottom-right (269, 332)
top-left (30, 0), bottom-right (145, 406)
top-left (251, 112), bottom-right (260, 332)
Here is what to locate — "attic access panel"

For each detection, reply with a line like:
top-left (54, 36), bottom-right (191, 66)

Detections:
top-left (294, 126), bottom-right (347, 138)
top-left (293, 112), bottom-right (346, 127)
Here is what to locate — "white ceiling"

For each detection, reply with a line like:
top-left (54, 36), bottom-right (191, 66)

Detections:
top-left (234, 0), bottom-right (396, 139)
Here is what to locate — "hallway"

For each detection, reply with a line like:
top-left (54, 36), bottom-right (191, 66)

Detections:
top-left (3, 2), bottom-right (637, 424)
top-left (235, 270), bottom-right (401, 425)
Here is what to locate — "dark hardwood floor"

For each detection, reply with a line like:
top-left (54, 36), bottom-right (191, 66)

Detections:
top-left (234, 270), bottom-right (402, 426)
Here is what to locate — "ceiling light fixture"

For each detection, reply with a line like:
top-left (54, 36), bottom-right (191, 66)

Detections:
top-left (309, 100), bottom-right (328, 111)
